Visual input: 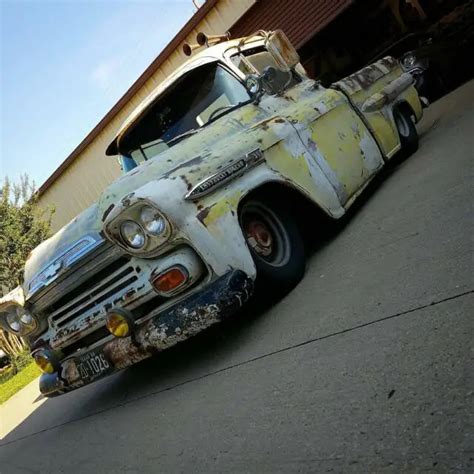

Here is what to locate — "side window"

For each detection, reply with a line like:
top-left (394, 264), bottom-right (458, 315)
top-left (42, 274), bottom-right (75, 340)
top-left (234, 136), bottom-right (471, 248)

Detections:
top-left (140, 139), bottom-right (169, 160)
top-left (231, 48), bottom-right (282, 75)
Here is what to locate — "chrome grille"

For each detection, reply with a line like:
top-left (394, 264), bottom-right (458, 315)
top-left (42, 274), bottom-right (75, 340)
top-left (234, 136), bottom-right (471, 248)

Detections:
top-left (49, 258), bottom-right (138, 328)
top-left (29, 242), bottom-right (122, 311)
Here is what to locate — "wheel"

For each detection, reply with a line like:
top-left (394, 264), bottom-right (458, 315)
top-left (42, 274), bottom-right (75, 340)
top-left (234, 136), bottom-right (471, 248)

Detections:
top-left (240, 198), bottom-right (305, 293)
top-left (394, 105), bottom-right (418, 156)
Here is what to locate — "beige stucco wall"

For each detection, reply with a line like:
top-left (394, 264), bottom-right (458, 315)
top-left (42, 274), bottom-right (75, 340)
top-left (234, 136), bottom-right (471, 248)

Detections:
top-left (38, 0), bottom-right (255, 232)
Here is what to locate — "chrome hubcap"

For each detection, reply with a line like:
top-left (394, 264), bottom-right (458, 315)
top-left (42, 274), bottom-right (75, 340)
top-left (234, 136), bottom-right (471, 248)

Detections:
top-left (395, 113), bottom-right (410, 138)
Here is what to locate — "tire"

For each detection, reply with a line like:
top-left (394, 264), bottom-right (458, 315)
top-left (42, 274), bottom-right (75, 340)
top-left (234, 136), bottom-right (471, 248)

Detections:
top-left (394, 105), bottom-right (418, 156)
top-left (239, 198), bottom-right (305, 293)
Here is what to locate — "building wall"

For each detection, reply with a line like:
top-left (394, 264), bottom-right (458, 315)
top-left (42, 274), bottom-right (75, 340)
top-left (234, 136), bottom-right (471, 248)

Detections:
top-left (38, 0), bottom-right (255, 232)
top-left (230, 0), bottom-right (353, 49)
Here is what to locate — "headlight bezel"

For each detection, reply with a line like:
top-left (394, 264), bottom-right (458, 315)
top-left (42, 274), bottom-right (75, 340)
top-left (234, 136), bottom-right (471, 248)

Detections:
top-left (1, 304), bottom-right (38, 336)
top-left (104, 200), bottom-right (172, 255)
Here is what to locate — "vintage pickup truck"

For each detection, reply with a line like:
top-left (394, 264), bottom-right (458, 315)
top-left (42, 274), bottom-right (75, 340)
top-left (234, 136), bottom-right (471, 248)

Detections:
top-left (0, 31), bottom-right (422, 396)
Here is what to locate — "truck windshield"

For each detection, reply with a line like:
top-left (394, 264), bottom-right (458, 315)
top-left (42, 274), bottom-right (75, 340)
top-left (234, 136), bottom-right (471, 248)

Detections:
top-left (120, 62), bottom-right (251, 166)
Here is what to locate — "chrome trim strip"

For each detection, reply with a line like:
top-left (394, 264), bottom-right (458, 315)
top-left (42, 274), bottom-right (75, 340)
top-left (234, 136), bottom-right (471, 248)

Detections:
top-left (184, 148), bottom-right (264, 200)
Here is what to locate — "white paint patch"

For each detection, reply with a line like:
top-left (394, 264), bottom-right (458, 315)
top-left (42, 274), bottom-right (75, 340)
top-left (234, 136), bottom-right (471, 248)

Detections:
top-left (359, 132), bottom-right (384, 173)
top-left (293, 126), bottom-right (348, 204)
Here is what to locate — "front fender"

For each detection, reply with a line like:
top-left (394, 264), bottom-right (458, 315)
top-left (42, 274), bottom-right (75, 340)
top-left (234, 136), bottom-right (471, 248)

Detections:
top-left (102, 113), bottom-right (348, 280)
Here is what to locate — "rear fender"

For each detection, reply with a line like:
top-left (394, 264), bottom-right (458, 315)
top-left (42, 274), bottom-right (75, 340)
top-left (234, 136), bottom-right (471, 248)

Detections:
top-left (333, 57), bottom-right (422, 159)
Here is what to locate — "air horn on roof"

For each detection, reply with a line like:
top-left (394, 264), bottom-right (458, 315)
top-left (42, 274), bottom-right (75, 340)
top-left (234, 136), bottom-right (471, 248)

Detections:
top-left (196, 32), bottom-right (230, 46)
top-left (183, 31), bottom-right (231, 56)
top-left (182, 42), bottom-right (201, 56)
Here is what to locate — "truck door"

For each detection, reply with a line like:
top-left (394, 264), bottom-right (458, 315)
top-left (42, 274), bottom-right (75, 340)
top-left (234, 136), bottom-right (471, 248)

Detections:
top-left (279, 85), bottom-right (385, 206)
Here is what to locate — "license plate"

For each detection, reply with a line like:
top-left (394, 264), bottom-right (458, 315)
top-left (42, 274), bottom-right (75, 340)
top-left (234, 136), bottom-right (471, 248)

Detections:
top-left (76, 349), bottom-right (112, 382)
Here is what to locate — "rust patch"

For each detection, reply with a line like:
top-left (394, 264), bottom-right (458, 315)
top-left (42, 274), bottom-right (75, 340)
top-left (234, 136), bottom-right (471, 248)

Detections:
top-left (103, 337), bottom-right (150, 370)
top-left (306, 137), bottom-right (318, 154)
top-left (282, 92), bottom-right (296, 102)
top-left (121, 192), bottom-right (135, 207)
top-left (379, 56), bottom-right (397, 70)
top-left (197, 203), bottom-right (216, 224)
top-left (30, 338), bottom-right (48, 351)
top-left (123, 289), bottom-right (136, 300)
top-left (180, 174), bottom-right (193, 191)
top-left (162, 155), bottom-right (203, 178)
top-left (62, 359), bottom-right (81, 384)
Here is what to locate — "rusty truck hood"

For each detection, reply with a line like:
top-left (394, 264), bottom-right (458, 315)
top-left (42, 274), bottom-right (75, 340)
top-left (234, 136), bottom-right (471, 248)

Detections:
top-left (23, 204), bottom-right (102, 300)
top-left (23, 103), bottom-right (287, 299)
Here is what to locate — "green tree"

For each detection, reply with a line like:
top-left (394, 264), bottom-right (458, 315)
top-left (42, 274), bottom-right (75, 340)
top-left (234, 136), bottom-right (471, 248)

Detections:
top-left (0, 175), bottom-right (54, 355)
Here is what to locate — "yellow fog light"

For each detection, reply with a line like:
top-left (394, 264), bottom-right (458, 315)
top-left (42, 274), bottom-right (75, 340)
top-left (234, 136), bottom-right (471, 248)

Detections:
top-left (106, 309), bottom-right (133, 338)
top-left (33, 349), bottom-right (59, 374)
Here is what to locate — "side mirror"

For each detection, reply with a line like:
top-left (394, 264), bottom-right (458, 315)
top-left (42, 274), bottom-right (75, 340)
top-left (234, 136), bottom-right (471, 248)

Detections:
top-left (245, 66), bottom-right (292, 101)
top-left (265, 30), bottom-right (300, 72)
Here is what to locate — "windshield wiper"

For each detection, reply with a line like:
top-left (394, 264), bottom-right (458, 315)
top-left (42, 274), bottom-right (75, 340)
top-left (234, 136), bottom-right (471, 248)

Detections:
top-left (204, 100), bottom-right (252, 126)
top-left (167, 129), bottom-right (199, 146)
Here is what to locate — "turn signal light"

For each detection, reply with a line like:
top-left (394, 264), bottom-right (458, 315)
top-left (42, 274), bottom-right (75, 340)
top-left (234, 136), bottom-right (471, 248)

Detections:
top-left (106, 309), bottom-right (133, 338)
top-left (152, 267), bottom-right (188, 295)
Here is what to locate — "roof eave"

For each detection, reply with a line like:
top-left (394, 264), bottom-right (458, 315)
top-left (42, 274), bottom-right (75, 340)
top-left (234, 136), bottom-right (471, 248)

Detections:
top-left (36, 0), bottom-right (220, 197)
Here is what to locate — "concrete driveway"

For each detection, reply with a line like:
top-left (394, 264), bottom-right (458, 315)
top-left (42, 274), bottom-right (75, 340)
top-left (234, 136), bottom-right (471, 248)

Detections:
top-left (1, 82), bottom-right (473, 473)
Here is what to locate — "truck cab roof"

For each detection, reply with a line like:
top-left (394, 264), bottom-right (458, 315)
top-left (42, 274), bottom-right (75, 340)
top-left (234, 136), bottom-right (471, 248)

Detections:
top-left (106, 35), bottom-right (265, 156)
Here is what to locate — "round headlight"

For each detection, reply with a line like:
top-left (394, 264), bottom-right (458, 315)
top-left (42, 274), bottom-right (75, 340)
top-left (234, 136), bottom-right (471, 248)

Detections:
top-left (120, 220), bottom-right (146, 249)
top-left (6, 311), bottom-right (21, 332)
top-left (20, 312), bottom-right (34, 325)
top-left (140, 206), bottom-right (166, 235)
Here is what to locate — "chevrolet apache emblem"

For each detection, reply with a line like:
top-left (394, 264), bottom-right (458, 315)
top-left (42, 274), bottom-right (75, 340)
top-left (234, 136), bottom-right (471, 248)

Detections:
top-left (185, 148), bottom-right (264, 200)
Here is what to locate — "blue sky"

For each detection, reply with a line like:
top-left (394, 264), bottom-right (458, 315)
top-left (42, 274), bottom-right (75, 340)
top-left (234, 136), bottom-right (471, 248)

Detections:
top-left (0, 0), bottom-right (195, 187)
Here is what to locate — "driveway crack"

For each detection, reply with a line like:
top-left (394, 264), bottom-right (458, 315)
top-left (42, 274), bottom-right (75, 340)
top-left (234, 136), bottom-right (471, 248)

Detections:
top-left (1, 288), bottom-right (472, 448)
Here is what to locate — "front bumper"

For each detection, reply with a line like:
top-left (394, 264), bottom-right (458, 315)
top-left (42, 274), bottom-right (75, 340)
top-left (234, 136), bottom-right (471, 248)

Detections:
top-left (39, 270), bottom-right (253, 397)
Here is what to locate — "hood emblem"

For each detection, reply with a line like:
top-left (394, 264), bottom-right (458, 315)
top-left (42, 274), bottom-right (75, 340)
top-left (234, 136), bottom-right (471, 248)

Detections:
top-left (42, 260), bottom-right (63, 280)
top-left (185, 148), bottom-right (264, 200)
top-left (27, 234), bottom-right (103, 298)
